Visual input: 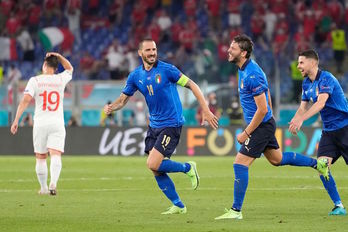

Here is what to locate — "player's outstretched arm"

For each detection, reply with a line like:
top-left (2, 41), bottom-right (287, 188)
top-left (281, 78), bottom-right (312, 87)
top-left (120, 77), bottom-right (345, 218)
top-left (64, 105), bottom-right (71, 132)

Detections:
top-left (183, 79), bottom-right (218, 129)
top-left (104, 93), bottom-right (130, 115)
top-left (292, 101), bottom-right (309, 120)
top-left (46, 52), bottom-right (73, 72)
top-left (289, 93), bottom-right (328, 134)
top-left (302, 94), bottom-right (328, 119)
top-left (288, 101), bottom-right (309, 135)
top-left (10, 94), bottom-right (32, 135)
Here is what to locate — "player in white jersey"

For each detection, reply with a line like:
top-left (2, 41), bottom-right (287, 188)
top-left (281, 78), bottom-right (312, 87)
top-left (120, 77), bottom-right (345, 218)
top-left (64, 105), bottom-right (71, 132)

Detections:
top-left (10, 52), bottom-right (73, 195)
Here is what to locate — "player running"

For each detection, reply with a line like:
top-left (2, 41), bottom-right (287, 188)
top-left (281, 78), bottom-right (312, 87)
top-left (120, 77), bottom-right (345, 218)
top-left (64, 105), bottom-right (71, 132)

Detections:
top-left (215, 35), bottom-right (321, 220)
top-left (289, 49), bottom-right (348, 216)
top-left (104, 38), bottom-right (218, 215)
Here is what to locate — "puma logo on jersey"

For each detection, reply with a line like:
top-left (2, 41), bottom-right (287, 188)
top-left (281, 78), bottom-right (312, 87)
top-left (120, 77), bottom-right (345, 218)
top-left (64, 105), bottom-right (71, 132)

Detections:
top-left (139, 80), bottom-right (143, 84)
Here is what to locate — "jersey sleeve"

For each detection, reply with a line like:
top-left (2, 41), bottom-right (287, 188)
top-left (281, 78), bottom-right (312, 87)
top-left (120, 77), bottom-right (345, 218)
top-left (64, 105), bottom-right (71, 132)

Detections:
top-left (246, 73), bottom-right (268, 97)
top-left (122, 73), bottom-right (137, 96)
top-left (318, 75), bottom-right (334, 95)
top-left (167, 64), bottom-right (182, 83)
top-left (301, 82), bottom-right (309, 101)
top-left (23, 78), bottom-right (36, 97)
top-left (58, 70), bottom-right (73, 85)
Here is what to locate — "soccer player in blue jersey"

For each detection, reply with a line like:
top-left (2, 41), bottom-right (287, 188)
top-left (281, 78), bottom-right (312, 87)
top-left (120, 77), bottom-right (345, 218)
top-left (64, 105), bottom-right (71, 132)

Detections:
top-left (215, 35), bottom-right (320, 220)
top-left (104, 38), bottom-right (218, 215)
top-left (289, 49), bottom-right (348, 216)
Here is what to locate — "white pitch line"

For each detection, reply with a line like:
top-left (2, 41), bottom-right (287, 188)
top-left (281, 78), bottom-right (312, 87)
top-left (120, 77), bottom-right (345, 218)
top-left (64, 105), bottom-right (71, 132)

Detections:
top-left (1, 175), bottom-right (348, 183)
top-left (0, 177), bottom-right (147, 183)
top-left (2, 186), bottom-right (348, 193)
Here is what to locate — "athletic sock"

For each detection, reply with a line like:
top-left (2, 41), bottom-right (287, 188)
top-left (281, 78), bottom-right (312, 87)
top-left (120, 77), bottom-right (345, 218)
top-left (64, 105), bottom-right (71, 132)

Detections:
top-left (232, 164), bottom-right (249, 211)
top-left (35, 158), bottom-right (48, 190)
top-left (157, 159), bottom-right (190, 173)
top-left (155, 173), bottom-right (185, 208)
top-left (320, 172), bottom-right (342, 206)
top-left (280, 152), bottom-right (317, 168)
top-left (49, 155), bottom-right (62, 189)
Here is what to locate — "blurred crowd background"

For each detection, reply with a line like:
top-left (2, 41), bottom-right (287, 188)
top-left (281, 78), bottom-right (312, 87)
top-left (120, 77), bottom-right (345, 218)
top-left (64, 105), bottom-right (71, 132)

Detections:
top-left (0, 0), bottom-right (347, 127)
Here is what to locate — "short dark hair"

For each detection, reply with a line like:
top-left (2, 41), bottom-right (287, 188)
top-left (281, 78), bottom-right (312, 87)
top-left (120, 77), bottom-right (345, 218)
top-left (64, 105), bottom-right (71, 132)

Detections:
top-left (44, 55), bottom-right (59, 70)
top-left (138, 38), bottom-right (155, 50)
top-left (233, 34), bottom-right (254, 59)
top-left (298, 49), bottom-right (319, 61)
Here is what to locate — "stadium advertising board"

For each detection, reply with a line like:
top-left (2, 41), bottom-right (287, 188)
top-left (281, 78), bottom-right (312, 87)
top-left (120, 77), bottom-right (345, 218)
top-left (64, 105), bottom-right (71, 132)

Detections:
top-left (0, 127), bottom-right (322, 156)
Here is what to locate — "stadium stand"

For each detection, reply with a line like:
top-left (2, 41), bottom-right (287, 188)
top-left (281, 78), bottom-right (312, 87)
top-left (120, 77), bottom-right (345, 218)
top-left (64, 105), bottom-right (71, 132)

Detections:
top-left (0, 0), bottom-right (347, 126)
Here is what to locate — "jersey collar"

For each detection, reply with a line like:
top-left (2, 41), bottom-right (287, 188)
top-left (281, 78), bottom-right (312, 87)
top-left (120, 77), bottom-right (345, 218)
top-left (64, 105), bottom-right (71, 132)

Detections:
top-left (306, 69), bottom-right (321, 83)
top-left (239, 59), bottom-right (251, 71)
top-left (142, 60), bottom-right (159, 70)
top-left (315, 69), bottom-right (321, 81)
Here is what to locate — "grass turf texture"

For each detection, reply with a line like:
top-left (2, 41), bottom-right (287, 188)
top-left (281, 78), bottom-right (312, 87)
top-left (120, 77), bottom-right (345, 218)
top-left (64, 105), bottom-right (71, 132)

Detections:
top-left (1, 156), bottom-right (348, 232)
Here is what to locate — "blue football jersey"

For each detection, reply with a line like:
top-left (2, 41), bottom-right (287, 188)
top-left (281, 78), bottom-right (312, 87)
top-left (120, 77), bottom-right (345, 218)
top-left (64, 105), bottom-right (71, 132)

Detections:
top-left (302, 70), bottom-right (348, 131)
top-left (122, 60), bottom-right (185, 128)
top-left (238, 59), bottom-right (273, 124)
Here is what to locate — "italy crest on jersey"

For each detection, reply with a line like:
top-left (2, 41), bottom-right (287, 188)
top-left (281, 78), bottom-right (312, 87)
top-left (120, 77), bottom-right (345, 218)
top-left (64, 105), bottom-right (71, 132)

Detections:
top-left (155, 74), bottom-right (161, 84)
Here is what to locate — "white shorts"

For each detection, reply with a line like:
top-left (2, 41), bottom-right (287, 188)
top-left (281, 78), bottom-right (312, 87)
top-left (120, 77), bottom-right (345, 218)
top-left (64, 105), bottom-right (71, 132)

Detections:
top-left (33, 123), bottom-right (66, 154)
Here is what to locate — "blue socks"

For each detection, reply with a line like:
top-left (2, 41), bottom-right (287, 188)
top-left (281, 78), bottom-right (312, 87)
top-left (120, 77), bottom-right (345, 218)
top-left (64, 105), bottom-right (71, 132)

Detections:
top-left (232, 164), bottom-right (249, 211)
top-left (157, 160), bottom-right (191, 173)
top-left (155, 173), bottom-right (185, 208)
top-left (320, 172), bottom-right (342, 206)
top-left (155, 160), bottom-right (191, 209)
top-left (280, 152), bottom-right (317, 168)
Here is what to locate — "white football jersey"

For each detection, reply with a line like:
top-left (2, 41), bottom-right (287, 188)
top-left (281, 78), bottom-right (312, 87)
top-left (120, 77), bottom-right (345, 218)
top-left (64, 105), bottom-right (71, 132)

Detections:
top-left (24, 70), bottom-right (72, 126)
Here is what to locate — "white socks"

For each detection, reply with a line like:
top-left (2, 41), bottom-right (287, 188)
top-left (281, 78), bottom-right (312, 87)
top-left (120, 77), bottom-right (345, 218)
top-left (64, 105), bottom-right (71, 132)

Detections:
top-left (336, 203), bottom-right (344, 208)
top-left (36, 159), bottom-right (48, 191)
top-left (49, 155), bottom-right (62, 190)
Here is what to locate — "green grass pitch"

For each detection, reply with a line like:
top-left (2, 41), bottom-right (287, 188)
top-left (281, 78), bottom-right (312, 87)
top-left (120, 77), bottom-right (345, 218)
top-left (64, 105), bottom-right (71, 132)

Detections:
top-left (1, 156), bottom-right (348, 232)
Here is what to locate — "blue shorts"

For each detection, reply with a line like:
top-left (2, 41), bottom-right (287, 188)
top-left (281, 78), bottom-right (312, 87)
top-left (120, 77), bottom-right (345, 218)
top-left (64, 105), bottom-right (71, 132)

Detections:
top-left (144, 126), bottom-right (182, 158)
top-left (317, 125), bottom-right (348, 164)
top-left (239, 117), bottom-right (279, 158)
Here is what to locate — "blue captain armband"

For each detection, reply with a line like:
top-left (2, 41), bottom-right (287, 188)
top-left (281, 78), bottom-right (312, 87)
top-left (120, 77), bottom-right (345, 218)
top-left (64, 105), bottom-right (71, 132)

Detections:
top-left (177, 74), bottom-right (189, 87)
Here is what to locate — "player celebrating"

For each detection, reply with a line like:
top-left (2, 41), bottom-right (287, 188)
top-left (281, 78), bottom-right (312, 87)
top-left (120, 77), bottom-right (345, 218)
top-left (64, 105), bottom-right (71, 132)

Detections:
top-left (289, 49), bottom-right (348, 216)
top-left (11, 52), bottom-right (73, 196)
top-left (104, 38), bottom-right (218, 215)
top-left (215, 35), bottom-right (321, 220)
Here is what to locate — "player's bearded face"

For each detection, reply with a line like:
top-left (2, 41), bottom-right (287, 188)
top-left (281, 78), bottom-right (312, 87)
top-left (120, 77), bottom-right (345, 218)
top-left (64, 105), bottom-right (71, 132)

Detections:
top-left (227, 41), bottom-right (242, 64)
top-left (297, 56), bottom-right (311, 77)
top-left (140, 41), bottom-right (157, 65)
